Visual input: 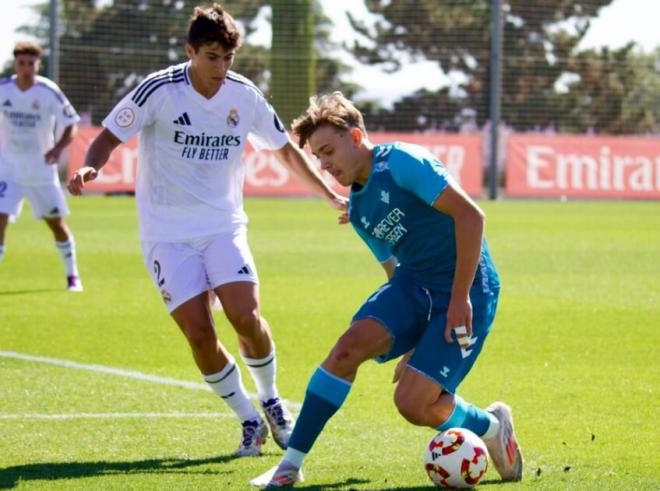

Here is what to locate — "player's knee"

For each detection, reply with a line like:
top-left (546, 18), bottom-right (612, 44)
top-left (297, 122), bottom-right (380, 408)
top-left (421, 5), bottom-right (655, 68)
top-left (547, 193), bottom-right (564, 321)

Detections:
top-left (324, 336), bottom-right (362, 374)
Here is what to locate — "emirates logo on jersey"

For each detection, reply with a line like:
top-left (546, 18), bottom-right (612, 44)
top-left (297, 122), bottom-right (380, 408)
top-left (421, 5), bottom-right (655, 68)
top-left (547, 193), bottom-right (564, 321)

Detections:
top-left (227, 108), bottom-right (240, 128)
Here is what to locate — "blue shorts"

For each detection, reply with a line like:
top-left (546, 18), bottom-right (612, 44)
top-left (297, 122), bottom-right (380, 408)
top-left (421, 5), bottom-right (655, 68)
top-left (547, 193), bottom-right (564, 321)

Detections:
top-left (352, 274), bottom-right (499, 393)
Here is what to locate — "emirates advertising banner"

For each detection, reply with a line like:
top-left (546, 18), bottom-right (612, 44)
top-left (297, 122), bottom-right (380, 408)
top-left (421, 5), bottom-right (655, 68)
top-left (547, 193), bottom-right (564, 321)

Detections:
top-left (67, 127), bottom-right (483, 196)
top-left (506, 133), bottom-right (660, 199)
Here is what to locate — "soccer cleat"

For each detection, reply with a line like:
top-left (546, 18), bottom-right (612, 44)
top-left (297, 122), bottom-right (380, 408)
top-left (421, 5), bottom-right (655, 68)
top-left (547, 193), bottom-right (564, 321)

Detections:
top-left (261, 397), bottom-right (295, 450)
top-left (66, 275), bottom-right (83, 292)
top-left (484, 401), bottom-right (523, 481)
top-left (249, 463), bottom-right (304, 488)
top-left (235, 418), bottom-right (269, 457)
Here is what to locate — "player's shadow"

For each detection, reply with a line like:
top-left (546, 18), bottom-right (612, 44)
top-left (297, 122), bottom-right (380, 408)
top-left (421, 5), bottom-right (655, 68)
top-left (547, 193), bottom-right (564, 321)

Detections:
top-left (294, 477), bottom-right (506, 490)
top-left (0, 288), bottom-right (59, 296)
top-left (0, 454), bottom-right (240, 488)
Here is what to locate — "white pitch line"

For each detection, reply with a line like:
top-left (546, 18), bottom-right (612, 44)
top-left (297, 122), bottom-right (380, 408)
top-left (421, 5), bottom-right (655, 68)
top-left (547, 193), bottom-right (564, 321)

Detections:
top-left (0, 350), bottom-right (301, 410)
top-left (0, 412), bottom-right (232, 420)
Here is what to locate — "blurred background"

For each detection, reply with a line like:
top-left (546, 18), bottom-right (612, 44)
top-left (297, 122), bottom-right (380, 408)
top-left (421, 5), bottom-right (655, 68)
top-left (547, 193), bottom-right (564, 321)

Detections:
top-left (1, 0), bottom-right (659, 198)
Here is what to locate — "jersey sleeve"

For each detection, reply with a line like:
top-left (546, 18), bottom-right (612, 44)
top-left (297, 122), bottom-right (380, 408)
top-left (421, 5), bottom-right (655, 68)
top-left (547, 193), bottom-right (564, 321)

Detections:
top-left (102, 87), bottom-right (155, 142)
top-left (53, 87), bottom-right (80, 128)
top-left (352, 223), bottom-right (393, 263)
top-left (388, 144), bottom-right (451, 205)
top-left (248, 95), bottom-right (289, 151)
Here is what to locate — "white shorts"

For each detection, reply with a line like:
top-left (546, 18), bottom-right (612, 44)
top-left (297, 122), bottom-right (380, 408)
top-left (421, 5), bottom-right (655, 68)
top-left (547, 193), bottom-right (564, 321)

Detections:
top-left (0, 178), bottom-right (69, 219)
top-left (141, 228), bottom-right (259, 313)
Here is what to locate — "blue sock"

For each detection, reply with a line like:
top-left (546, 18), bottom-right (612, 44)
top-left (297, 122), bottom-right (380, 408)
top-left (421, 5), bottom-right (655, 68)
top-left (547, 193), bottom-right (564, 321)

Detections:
top-left (287, 366), bottom-right (352, 454)
top-left (437, 395), bottom-right (495, 437)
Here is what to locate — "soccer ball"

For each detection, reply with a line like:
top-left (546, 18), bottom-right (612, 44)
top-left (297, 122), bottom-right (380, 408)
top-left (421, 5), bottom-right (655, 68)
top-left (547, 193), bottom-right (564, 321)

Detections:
top-left (423, 428), bottom-right (489, 488)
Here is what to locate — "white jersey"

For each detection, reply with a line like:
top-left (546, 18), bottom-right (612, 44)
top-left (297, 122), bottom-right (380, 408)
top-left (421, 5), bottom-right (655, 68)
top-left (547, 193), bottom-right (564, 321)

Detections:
top-left (103, 62), bottom-right (288, 242)
top-left (0, 75), bottom-right (79, 185)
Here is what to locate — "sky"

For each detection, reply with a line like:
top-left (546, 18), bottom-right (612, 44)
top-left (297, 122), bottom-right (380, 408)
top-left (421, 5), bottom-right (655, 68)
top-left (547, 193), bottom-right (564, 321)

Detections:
top-left (1, 0), bottom-right (658, 106)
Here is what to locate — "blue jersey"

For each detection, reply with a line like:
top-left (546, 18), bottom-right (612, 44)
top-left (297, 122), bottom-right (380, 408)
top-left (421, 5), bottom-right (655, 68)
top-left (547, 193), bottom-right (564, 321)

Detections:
top-left (348, 142), bottom-right (499, 296)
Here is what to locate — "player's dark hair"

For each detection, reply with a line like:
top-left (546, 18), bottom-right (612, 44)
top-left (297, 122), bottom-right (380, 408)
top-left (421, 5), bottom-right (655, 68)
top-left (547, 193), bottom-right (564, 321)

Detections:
top-left (13, 41), bottom-right (42, 58)
top-left (292, 91), bottom-right (367, 149)
top-left (188, 3), bottom-right (242, 51)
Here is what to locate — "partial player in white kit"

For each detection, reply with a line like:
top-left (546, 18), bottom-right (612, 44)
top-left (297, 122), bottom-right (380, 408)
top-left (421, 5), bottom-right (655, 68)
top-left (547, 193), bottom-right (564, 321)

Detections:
top-left (0, 41), bottom-right (82, 291)
top-left (68, 3), bottom-right (346, 456)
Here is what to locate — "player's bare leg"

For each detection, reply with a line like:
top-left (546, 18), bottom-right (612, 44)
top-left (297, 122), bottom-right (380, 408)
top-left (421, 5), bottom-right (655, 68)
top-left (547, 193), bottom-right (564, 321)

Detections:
top-left (395, 365), bottom-right (522, 481)
top-left (172, 292), bottom-right (267, 456)
top-left (0, 213), bottom-right (8, 263)
top-left (44, 216), bottom-right (82, 291)
top-left (394, 369), bottom-right (455, 426)
top-left (251, 318), bottom-right (391, 487)
top-left (216, 281), bottom-right (294, 449)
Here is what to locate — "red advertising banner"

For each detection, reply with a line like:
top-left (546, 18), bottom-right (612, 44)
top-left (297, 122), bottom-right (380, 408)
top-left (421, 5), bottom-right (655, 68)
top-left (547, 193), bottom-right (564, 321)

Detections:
top-left (67, 127), bottom-right (483, 196)
top-left (506, 133), bottom-right (660, 198)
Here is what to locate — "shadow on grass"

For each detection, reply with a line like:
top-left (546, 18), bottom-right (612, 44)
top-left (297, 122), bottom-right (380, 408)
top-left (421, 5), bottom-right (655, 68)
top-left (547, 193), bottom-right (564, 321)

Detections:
top-left (292, 477), bottom-right (506, 490)
top-left (294, 477), bottom-right (507, 491)
top-left (0, 288), bottom-right (59, 296)
top-left (0, 459), bottom-right (511, 490)
top-left (0, 454), bottom-right (240, 488)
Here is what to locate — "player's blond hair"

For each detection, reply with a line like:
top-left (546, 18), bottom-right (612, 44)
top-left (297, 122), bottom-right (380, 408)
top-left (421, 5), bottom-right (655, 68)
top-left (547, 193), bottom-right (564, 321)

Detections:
top-left (13, 41), bottom-right (42, 58)
top-left (292, 91), bottom-right (367, 149)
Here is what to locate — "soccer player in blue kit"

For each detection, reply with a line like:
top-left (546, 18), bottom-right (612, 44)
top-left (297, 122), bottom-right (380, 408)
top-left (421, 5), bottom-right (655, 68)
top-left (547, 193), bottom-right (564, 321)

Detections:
top-left (251, 92), bottom-right (523, 487)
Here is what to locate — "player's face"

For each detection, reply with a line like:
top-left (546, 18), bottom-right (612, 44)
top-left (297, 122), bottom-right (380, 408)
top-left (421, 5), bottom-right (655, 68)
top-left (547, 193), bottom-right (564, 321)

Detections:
top-left (186, 42), bottom-right (236, 89)
top-left (310, 125), bottom-right (367, 186)
top-left (13, 54), bottom-right (40, 83)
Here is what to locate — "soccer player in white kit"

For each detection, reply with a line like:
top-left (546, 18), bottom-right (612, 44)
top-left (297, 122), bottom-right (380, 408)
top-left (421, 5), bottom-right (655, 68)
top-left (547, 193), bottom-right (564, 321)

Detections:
top-left (68, 4), bottom-right (346, 456)
top-left (0, 41), bottom-right (82, 291)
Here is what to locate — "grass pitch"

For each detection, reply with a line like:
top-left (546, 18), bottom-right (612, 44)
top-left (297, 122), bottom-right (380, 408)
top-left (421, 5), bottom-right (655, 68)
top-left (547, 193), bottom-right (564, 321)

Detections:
top-left (0, 196), bottom-right (658, 490)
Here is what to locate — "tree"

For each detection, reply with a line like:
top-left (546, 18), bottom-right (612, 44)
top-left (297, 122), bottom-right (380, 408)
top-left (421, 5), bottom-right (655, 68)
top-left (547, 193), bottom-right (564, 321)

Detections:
top-left (19, 0), bottom-right (356, 126)
top-left (553, 44), bottom-right (660, 134)
top-left (350, 0), bottom-right (646, 133)
top-left (271, 0), bottom-right (315, 127)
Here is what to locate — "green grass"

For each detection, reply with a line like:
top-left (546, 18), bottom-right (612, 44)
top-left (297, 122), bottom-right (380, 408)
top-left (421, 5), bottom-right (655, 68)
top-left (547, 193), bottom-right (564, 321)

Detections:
top-left (1, 196), bottom-right (658, 490)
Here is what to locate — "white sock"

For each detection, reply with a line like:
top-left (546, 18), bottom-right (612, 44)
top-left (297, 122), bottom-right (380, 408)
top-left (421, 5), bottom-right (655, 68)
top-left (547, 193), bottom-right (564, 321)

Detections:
top-left (0, 245), bottom-right (4, 263)
top-left (55, 237), bottom-right (79, 277)
top-left (282, 448), bottom-right (307, 469)
top-left (241, 349), bottom-right (278, 403)
top-left (482, 413), bottom-right (500, 440)
top-left (204, 359), bottom-right (260, 423)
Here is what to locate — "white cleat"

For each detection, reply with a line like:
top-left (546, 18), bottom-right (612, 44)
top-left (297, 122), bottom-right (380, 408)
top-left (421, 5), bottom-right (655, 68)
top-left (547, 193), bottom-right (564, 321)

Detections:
top-left (234, 418), bottom-right (268, 457)
top-left (66, 275), bottom-right (83, 292)
top-left (484, 401), bottom-right (523, 481)
top-left (261, 397), bottom-right (295, 450)
top-left (250, 464), bottom-right (304, 488)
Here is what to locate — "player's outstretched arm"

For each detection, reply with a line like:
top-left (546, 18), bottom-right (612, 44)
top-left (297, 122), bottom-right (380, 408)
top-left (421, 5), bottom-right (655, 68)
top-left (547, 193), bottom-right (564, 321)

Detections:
top-left (67, 128), bottom-right (122, 195)
top-left (272, 139), bottom-right (347, 213)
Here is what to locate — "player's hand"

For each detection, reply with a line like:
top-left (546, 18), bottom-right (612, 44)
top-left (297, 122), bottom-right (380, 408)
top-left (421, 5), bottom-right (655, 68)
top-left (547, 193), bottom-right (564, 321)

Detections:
top-left (329, 195), bottom-right (349, 224)
top-left (392, 350), bottom-right (413, 383)
top-left (67, 166), bottom-right (98, 195)
top-left (44, 146), bottom-right (62, 164)
top-left (444, 296), bottom-right (473, 344)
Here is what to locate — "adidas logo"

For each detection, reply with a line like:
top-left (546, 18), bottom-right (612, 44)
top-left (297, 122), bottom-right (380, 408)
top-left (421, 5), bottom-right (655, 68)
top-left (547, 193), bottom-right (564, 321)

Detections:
top-left (49, 207), bottom-right (60, 215)
top-left (237, 265), bottom-right (251, 275)
top-left (173, 112), bottom-right (191, 125)
top-left (2, 99), bottom-right (11, 107)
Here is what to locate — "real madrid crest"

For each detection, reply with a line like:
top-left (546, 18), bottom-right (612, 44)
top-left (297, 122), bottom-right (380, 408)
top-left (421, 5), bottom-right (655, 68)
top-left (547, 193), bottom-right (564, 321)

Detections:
top-left (227, 108), bottom-right (239, 128)
top-left (32, 99), bottom-right (40, 110)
